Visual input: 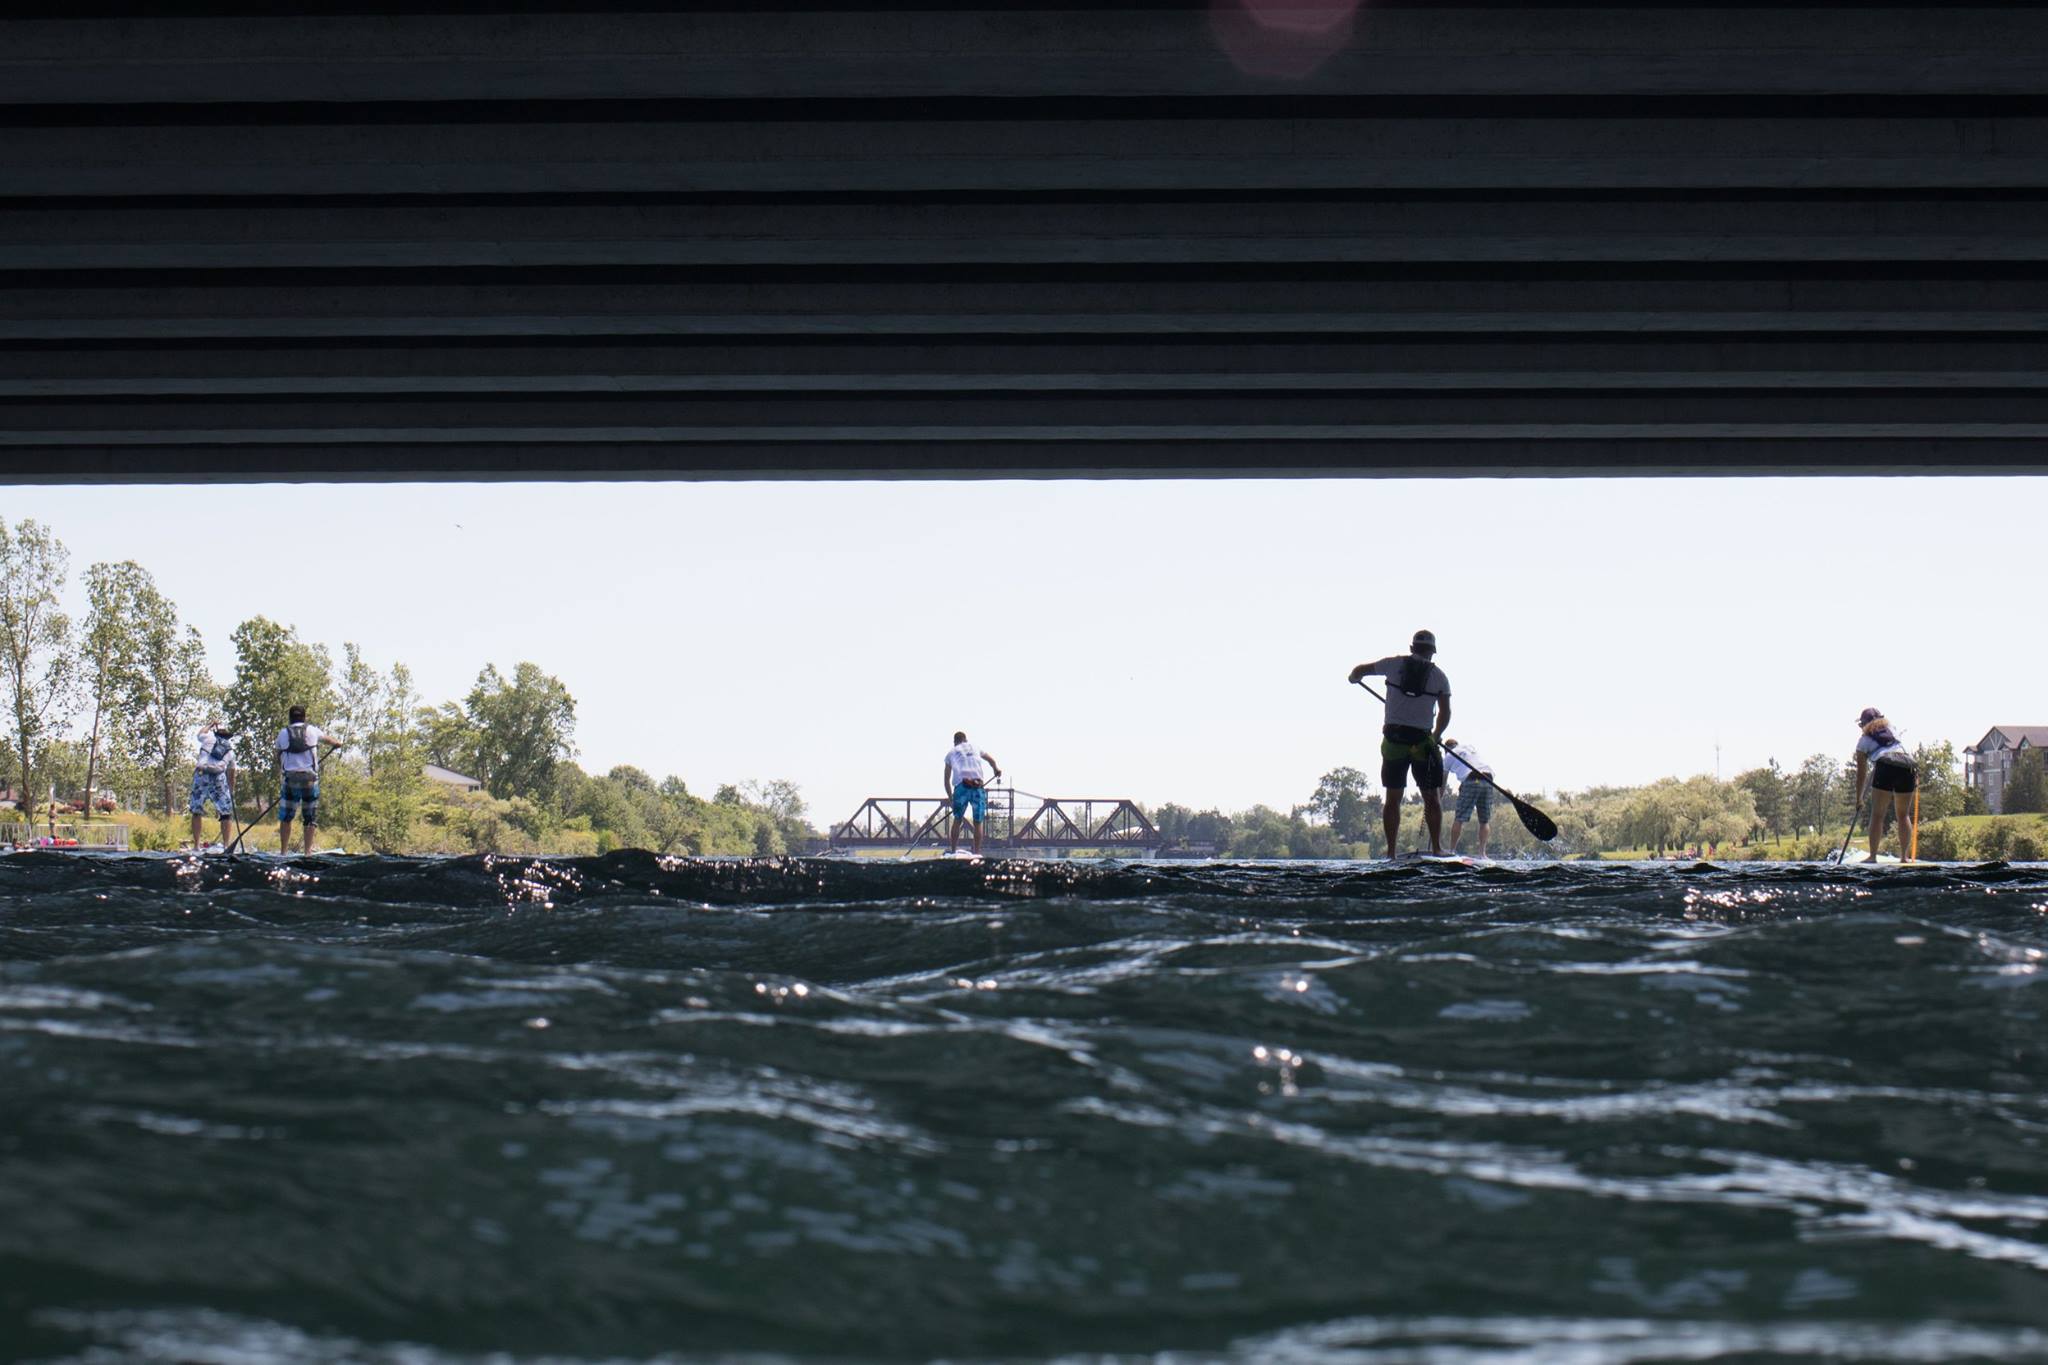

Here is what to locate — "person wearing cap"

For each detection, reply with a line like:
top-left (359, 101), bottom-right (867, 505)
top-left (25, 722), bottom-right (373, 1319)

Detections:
top-left (1348, 630), bottom-right (1452, 855)
top-left (1441, 738), bottom-right (1497, 858)
top-left (1852, 707), bottom-right (1917, 860)
top-left (189, 715), bottom-right (238, 850)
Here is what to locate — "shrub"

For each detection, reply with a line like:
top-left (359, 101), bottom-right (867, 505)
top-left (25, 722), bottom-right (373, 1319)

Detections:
top-left (1914, 821), bottom-right (1965, 862)
top-left (2008, 829), bottom-right (2044, 862)
top-left (1976, 822), bottom-right (2015, 862)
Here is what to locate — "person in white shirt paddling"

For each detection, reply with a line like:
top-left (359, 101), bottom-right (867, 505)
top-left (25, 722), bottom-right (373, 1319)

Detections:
top-left (1441, 738), bottom-right (1497, 859)
top-left (1349, 629), bottom-right (1452, 856)
top-left (189, 715), bottom-right (238, 850)
top-left (943, 731), bottom-right (1003, 855)
top-left (276, 705), bottom-right (345, 854)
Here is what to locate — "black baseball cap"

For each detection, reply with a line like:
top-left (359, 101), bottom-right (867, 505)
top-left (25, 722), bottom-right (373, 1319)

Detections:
top-left (1412, 629), bottom-right (1437, 655)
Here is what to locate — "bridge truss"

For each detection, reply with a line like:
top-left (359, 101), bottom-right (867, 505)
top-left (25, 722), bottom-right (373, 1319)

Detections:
top-left (829, 787), bottom-right (1160, 855)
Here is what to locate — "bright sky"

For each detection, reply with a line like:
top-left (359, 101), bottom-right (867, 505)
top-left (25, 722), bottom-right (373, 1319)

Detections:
top-left (0, 477), bottom-right (2033, 825)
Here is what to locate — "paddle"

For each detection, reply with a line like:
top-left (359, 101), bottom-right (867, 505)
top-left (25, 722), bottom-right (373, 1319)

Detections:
top-left (1353, 680), bottom-right (1558, 841)
top-left (1832, 786), bottom-right (1864, 865)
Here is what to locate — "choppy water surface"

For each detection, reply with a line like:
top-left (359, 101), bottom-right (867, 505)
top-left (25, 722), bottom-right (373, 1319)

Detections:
top-left (3, 852), bottom-right (2046, 1364)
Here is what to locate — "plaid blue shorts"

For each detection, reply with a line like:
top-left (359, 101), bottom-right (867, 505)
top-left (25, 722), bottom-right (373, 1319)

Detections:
top-left (279, 774), bottom-right (320, 825)
top-left (189, 769), bottom-right (233, 815)
top-left (1454, 777), bottom-right (1496, 824)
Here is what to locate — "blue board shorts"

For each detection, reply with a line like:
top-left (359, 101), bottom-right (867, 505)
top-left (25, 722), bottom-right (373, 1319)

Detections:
top-left (189, 770), bottom-right (233, 815)
top-left (279, 772), bottom-right (320, 825)
top-left (1455, 777), bottom-right (1496, 823)
top-left (950, 783), bottom-right (987, 822)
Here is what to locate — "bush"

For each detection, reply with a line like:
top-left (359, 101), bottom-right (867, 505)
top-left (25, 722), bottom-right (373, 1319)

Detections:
top-left (1976, 822), bottom-right (2015, 862)
top-left (1915, 821), bottom-right (1968, 862)
top-left (2008, 829), bottom-right (2044, 862)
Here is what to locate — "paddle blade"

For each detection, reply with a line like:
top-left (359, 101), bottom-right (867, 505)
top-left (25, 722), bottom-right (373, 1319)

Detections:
top-left (1512, 796), bottom-right (1558, 842)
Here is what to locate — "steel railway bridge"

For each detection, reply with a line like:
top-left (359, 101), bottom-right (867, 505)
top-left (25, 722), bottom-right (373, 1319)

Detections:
top-left (829, 787), bottom-right (1160, 856)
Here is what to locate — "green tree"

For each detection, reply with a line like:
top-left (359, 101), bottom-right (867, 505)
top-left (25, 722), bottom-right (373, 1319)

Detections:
top-left (1308, 766), bottom-right (1373, 841)
top-left (1912, 741), bottom-right (1964, 820)
top-left (349, 657), bottom-right (429, 852)
top-left (421, 700), bottom-right (479, 776)
top-left (2004, 748), bottom-right (2048, 815)
top-left (79, 562), bottom-right (152, 815)
top-left (0, 519), bottom-right (77, 818)
top-left (126, 585), bottom-right (212, 814)
top-left (1789, 752), bottom-right (1843, 836)
top-left (465, 662), bottom-right (576, 802)
top-left (1735, 759), bottom-right (1788, 840)
top-left (224, 617), bottom-right (335, 810)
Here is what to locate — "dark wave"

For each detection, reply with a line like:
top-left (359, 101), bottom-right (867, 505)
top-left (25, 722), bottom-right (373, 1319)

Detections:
top-left (4, 854), bottom-right (2046, 1362)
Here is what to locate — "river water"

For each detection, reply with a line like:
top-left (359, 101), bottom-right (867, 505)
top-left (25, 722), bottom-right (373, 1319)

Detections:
top-left (3, 852), bottom-right (2045, 1364)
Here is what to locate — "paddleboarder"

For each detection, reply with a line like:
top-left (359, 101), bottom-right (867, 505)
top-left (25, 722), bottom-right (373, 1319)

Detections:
top-left (1852, 707), bottom-right (1917, 860)
top-left (1442, 737), bottom-right (1496, 858)
top-left (276, 705), bottom-right (344, 854)
top-left (943, 730), bottom-right (1003, 856)
top-left (189, 716), bottom-right (238, 851)
top-left (1349, 630), bottom-right (1452, 856)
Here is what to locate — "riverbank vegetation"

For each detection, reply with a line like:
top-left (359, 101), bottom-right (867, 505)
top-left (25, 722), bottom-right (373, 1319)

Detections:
top-left (0, 516), bottom-right (814, 855)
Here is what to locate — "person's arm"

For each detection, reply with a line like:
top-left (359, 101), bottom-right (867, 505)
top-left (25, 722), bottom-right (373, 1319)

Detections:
top-left (983, 752), bottom-right (1002, 780)
top-left (1347, 658), bottom-right (1386, 684)
top-left (1853, 749), bottom-right (1869, 797)
top-left (942, 763), bottom-right (954, 799)
top-left (1435, 696), bottom-right (1451, 742)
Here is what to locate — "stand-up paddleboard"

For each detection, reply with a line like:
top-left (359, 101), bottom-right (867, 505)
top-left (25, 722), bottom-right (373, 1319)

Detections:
top-left (939, 849), bottom-right (983, 862)
top-left (1829, 850), bottom-right (1900, 866)
top-left (1392, 851), bottom-right (1477, 866)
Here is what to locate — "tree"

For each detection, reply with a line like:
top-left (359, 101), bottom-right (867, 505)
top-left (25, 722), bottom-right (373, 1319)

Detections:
top-left (1308, 766), bottom-right (1374, 840)
top-left (465, 662), bottom-right (576, 803)
top-left (126, 586), bottom-right (212, 815)
top-left (1735, 760), bottom-right (1788, 840)
top-left (1789, 752), bottom-right (1842, 836)
top-left (0, 519), bottom-right (77, 817)
top-left (421, 700), bottom-right (479, 775)
top-left (79, 562), bottom-right (152, 816)
top-left (224, 617), bottom-right (335, 810)
top-left (337, 653), bottom-right (429, 852)
top-left (2004, 748), bottom-right (2048, 815)
top-left (1912, 741), bottom-right (1965, 821)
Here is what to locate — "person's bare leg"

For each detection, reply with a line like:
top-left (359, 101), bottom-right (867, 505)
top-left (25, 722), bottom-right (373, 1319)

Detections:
top-left (1446, 816), bottom-right (1466, 853)
top-left (1894, 794), bottom-right (1915, 862)
top-left (302, 821), bottom-right (316, 855)
top-left (1475, 821), bottom-right (1490, 859)
top-left (219, 817), bottom-right (234, 848)
top-left (947, 813), bottom-right (961, 853)
top-left (278, 818), bottom-right (292, 854)
top-left (1868, 800), bottom-right (1885, 859)
top-left (1383, 788), bottom-right (1403, 856)
top-left (1421, 787), bottom-right (1445, 854)
top-left (971, 813), bottom-right (984, 855)
top-left (191, 811), bottom-right (203, 847)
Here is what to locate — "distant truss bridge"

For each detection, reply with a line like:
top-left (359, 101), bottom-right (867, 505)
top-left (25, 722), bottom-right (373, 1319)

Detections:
top-left (828, 786), bottom-right (1160, 855)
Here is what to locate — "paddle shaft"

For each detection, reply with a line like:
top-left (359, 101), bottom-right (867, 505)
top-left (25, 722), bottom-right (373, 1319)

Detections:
top-left (1353, 679), bottom-right (1557, 841)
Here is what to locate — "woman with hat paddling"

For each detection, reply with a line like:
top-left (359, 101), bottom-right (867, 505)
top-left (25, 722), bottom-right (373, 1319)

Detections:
top-left (1852, 707), bottom-right (1917, 862)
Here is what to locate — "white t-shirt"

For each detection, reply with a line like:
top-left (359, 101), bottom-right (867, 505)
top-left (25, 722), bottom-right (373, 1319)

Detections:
top-left (1444, 743), bottom-right (1492, 781)
top-left (277, 722), bottom-right (325, 774)
top-left (1855, 731), bottom-right (1912, 768)
top-left (945, 742), bottom-right (987, 786)
top-left (194, 729), bottom-right (236, 774)
top-left (1360, 655), bottom-right (1451, 731)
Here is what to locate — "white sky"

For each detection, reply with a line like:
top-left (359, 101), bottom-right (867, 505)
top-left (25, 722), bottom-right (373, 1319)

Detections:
top-left (0, 477), bottom-right (2033, 824)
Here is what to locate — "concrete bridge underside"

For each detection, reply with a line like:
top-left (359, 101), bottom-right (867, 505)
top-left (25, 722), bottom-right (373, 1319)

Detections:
top-left (4, 1), bottom-right (2045, 481)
